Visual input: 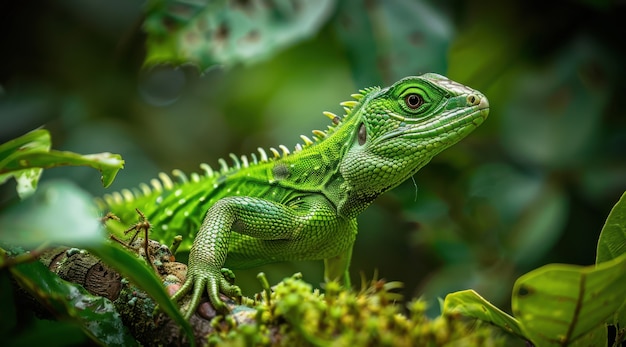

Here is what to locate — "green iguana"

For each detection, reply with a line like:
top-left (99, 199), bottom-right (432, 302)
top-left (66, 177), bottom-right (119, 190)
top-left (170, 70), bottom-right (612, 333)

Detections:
top-left (100, 73), bottom-right (489, 319)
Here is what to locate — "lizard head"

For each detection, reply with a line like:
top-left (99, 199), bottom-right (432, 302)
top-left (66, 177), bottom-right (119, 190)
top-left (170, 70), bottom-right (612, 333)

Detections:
top-left (338, 73), bottom-right (489, 212)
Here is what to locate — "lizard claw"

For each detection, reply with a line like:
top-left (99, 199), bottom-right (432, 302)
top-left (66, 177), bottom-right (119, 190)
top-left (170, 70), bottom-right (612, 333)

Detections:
top-left (171, 267), bottom-right (242, 319)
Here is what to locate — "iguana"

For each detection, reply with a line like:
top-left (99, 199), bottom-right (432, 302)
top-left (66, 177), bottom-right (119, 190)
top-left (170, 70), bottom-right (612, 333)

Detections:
top-left (100, 73), bottom-right (489, 319)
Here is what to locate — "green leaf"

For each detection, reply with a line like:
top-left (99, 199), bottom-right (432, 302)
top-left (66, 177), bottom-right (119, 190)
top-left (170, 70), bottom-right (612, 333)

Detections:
top-left (88, 242), bottom-right (195, 346)
top-left (144, 0), bottom-right (334, 70)
top-left (568, 324), bottom-right (607, 347)
top-left (1, 150), bottom-right (124, 189)
top-left (7, 250), bottom-right (137, 346)
top-left (512, 252), bottom-right (626, 346)
top-left (596, 191), bottom-right (626, 264)
top-left (0, 128), bottom-right (50, 198)
top-left (0, 181), bottom-right (105, 249)
top-left (0, 179), bottom-right (194, 343)
top-left (442, 289), bottom-right (525, 339)
top-left (0, 128), bottom-right (124, 198)
top-left (0, 181), bottom-right (106, 249)
top-left (0, 128), bottom-right (51, 165)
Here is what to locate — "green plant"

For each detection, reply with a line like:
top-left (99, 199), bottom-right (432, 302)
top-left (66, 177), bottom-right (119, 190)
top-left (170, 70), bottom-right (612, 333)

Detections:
top-left (443, 192), bottom-right (626, 346)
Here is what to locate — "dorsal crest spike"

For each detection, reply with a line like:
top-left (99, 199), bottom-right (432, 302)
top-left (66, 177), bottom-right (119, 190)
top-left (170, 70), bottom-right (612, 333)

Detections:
top-left (150, 178), bottom-right (163, 192)
top-left (351, 93), bottom-right (363, 100)
top-left (218, 158), bottom-right (229, 173)
top-left (200, 163), bottom-right (214, 177)
top-left (229, 153), bottom-right (241, 169)
top-left (323, 111), bottom-right (341, 124)
top-left (279, 145), bottom-right (290, 156)
top-left (110, 191), bottom-right (123, 205)
top-left (269, 147), bottom-right (280, 158)
top-left (258, 147), bottom-right (269, 162)
top-left (172, 169), bottom-right (188, 183)
top-left (300, 135), bottom-right (314, 146)
top-left (158, 172), bottom-right (174, 190)
top-left (340, 100), bottom-right (358, 108)
top-left (121, 189), bottom-right (134, 202)
top-left (241, 155), bottom-right (249, 168)
top-left (139, 183), bottom-right (151, 195)
top-left (312, 129), bottom-right (326, 139)
top-left (190, 172), bottom-right (201, 182)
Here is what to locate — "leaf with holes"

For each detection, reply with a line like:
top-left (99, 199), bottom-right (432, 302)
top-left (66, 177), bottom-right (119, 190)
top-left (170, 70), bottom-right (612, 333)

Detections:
top-left (511, 252), bottom-right (626, 346)
top-left (143, 0), bottom-right (334, 69)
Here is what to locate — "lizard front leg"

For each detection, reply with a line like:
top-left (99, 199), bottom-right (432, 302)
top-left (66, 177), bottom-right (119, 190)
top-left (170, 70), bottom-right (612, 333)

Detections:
top-left (170, 195), bottom-right (340, 319)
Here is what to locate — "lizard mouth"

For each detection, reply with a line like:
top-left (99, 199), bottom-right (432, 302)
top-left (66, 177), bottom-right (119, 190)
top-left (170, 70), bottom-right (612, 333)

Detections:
top-left (376, 100), bottom-right (489, 144)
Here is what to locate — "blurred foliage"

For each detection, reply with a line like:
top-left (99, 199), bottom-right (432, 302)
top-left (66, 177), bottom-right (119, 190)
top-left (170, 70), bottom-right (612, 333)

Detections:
top-left (0, 176), bottom-right (195, 344)
top-left (144, 0), bottom-right (335, 68)
top-left (1, 0), bottom-right (625, 343)
top-left (444, 192), bottom-right (626, 346)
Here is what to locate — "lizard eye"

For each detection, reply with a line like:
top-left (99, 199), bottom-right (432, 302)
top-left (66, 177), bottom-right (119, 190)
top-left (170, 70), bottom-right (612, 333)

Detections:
top-left (404, 94), bottom-right (424, 109)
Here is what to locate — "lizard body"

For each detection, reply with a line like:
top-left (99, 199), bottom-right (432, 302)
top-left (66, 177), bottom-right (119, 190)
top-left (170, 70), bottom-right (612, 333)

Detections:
top-left (100, 73), bottom-right (489, 318)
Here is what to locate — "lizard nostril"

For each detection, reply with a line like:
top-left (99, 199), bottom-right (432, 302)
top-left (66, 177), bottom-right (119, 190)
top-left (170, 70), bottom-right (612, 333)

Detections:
top-left (467, 94), bottom-right (480, 106)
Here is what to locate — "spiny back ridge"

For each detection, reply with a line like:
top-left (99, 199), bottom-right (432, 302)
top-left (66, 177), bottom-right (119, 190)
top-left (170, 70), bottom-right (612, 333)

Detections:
top-left (98, 87), bottom-right (378, 209)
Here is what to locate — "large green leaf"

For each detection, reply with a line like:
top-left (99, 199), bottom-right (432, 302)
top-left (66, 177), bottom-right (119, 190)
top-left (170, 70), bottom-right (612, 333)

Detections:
top-left (442, 289), bottom-right (525, 339)
top-left (512, 252), bottom-right (626, 346)
top-left (596, 191), bottom-right (626, 264)
top-left (0, 128), bottom-right (124, 198)
top-left (144, 0), bottom-right (334, 70)
top-left (0, 181), bottom-right (104, 249)
top-left (0, 180), bottom-right (195, 344)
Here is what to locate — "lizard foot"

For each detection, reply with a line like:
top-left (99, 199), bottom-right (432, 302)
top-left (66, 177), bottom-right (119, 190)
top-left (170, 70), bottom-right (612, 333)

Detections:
top-left (171, 266), bottom-right (242, 320)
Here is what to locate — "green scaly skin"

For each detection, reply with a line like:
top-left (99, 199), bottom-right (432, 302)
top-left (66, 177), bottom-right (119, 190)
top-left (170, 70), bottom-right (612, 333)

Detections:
top-left (101, 73), bottom-right (489, 319)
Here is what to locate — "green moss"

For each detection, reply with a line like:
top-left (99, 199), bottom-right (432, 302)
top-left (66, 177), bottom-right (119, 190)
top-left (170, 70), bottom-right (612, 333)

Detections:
top-left (208, 273), bottom-right (511, 346)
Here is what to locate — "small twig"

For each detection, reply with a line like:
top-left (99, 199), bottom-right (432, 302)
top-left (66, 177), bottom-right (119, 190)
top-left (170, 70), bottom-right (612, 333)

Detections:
top-left (123, 209), bottom-right (156, 272)
top-left (105, 209), bottom-right (157, 273)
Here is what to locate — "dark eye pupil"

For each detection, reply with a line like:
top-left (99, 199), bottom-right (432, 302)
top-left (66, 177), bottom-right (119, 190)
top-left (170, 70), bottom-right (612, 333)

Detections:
top-left (405, 94), bottom-right (423, 109)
